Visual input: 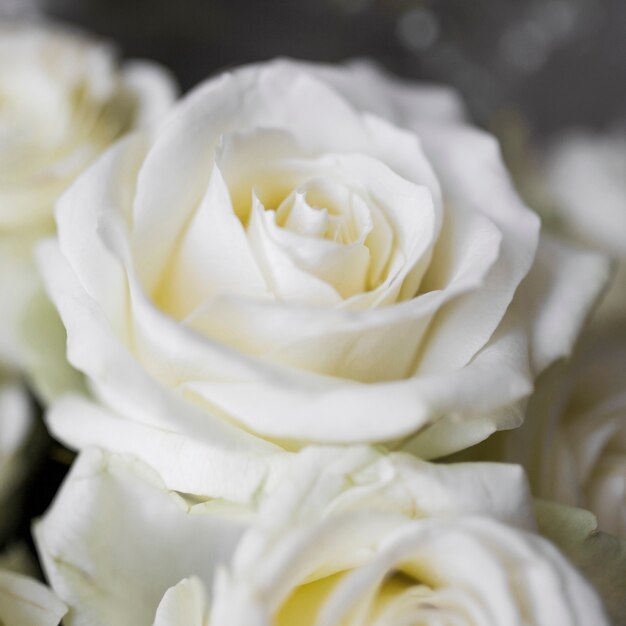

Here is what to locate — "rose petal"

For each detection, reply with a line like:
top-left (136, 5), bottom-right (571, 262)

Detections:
top-left (152, 578), bottom-right (209, 626)
top-left (0, 570), bottom-right (66, 626)
top-left (415, 125), bottom-right (540, 374)
top-left (45, 395), bottom-right (287, 502)
top-left (34, 449), bottom-right (245, 626)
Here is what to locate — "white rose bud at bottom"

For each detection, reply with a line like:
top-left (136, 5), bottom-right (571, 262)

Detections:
top-left (34, 447), bottom-right (610, 626)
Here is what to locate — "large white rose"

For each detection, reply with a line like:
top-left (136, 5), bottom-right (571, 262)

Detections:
top-left (544, 130), bottom-right (626, 325)
top-left (476, 325), bottom-right (626, 540)
top-left (40, 60), bottom-right (609, 485)
top-left (34, 446), bottom-right (614, 626)
top-left (0, 21), bottom-right (177, 396)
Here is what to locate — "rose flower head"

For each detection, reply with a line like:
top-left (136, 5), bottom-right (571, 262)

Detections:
top-left (40, 60), bottom-right (609, 496)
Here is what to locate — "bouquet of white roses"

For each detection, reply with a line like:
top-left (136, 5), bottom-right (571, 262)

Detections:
top-left (0, 18), bottom-right (624, 626)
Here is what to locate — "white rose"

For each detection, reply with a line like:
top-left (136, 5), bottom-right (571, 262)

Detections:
top-left (544, 131), bottom-right (626, 325)
top-left (481, 326), bottom-right (626, 540)
top-left (0, 377), bottom-right (37, 541)
top-left (39, 60), bottom-right (609, 490)
top-left (0, 22), bottom-right (177, 397)
top-left (0, 545), bottom-right (66, 626)
top-left (34, 446), bottom-right (612, 626)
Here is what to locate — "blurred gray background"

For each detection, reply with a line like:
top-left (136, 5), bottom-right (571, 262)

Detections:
top-left (4, 0), bottom-right (626, 136)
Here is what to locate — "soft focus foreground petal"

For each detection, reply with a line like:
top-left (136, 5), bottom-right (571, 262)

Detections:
top-left (152, 578), bottom-right (209, 626)
top-left (39, 56), bottom-right (609, 467)
top-left (264, 196), bottom-right (372, 300)
top-left (535, 500), bottom-right (626, 626)
top-left (35, 449), bottom-right (245, 626)
top-left (246, 193), bottom-right (342, 306)
top-left (282, 59), bottom-right (538, 372)
top-left (0, 570), bottom-right (66, 626)
top-left (45, 395), bottom-right (288, 501)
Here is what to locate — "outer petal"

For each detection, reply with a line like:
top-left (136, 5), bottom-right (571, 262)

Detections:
top-left (45, 395), bottom-right (289, 502)
top-left (152, 578), bottom-right (209, 626)
top-left (0, 231), bottom-right (41, 369)
top-left (0, 570), bottom-right (66, 626)
top-left (513, 233), bottom-right (611, 374)
top-left (0, 23), bottom-right (177, 380)
top-left (35, 449), bottom-right (245, 626)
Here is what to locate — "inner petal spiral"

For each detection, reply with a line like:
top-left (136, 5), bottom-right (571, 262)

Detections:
top-left (153, 126), bottom-right (436, 320)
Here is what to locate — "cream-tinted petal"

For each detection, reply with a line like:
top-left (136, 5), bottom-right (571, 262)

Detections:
top-left (152, 578), bottom-right (209, 626)
top-left (35, 449), bottom-right (245, 626)
top-left (0, 570), bottom-right (66, 626)
top-left (155, 165), bottom-right (270, 319)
